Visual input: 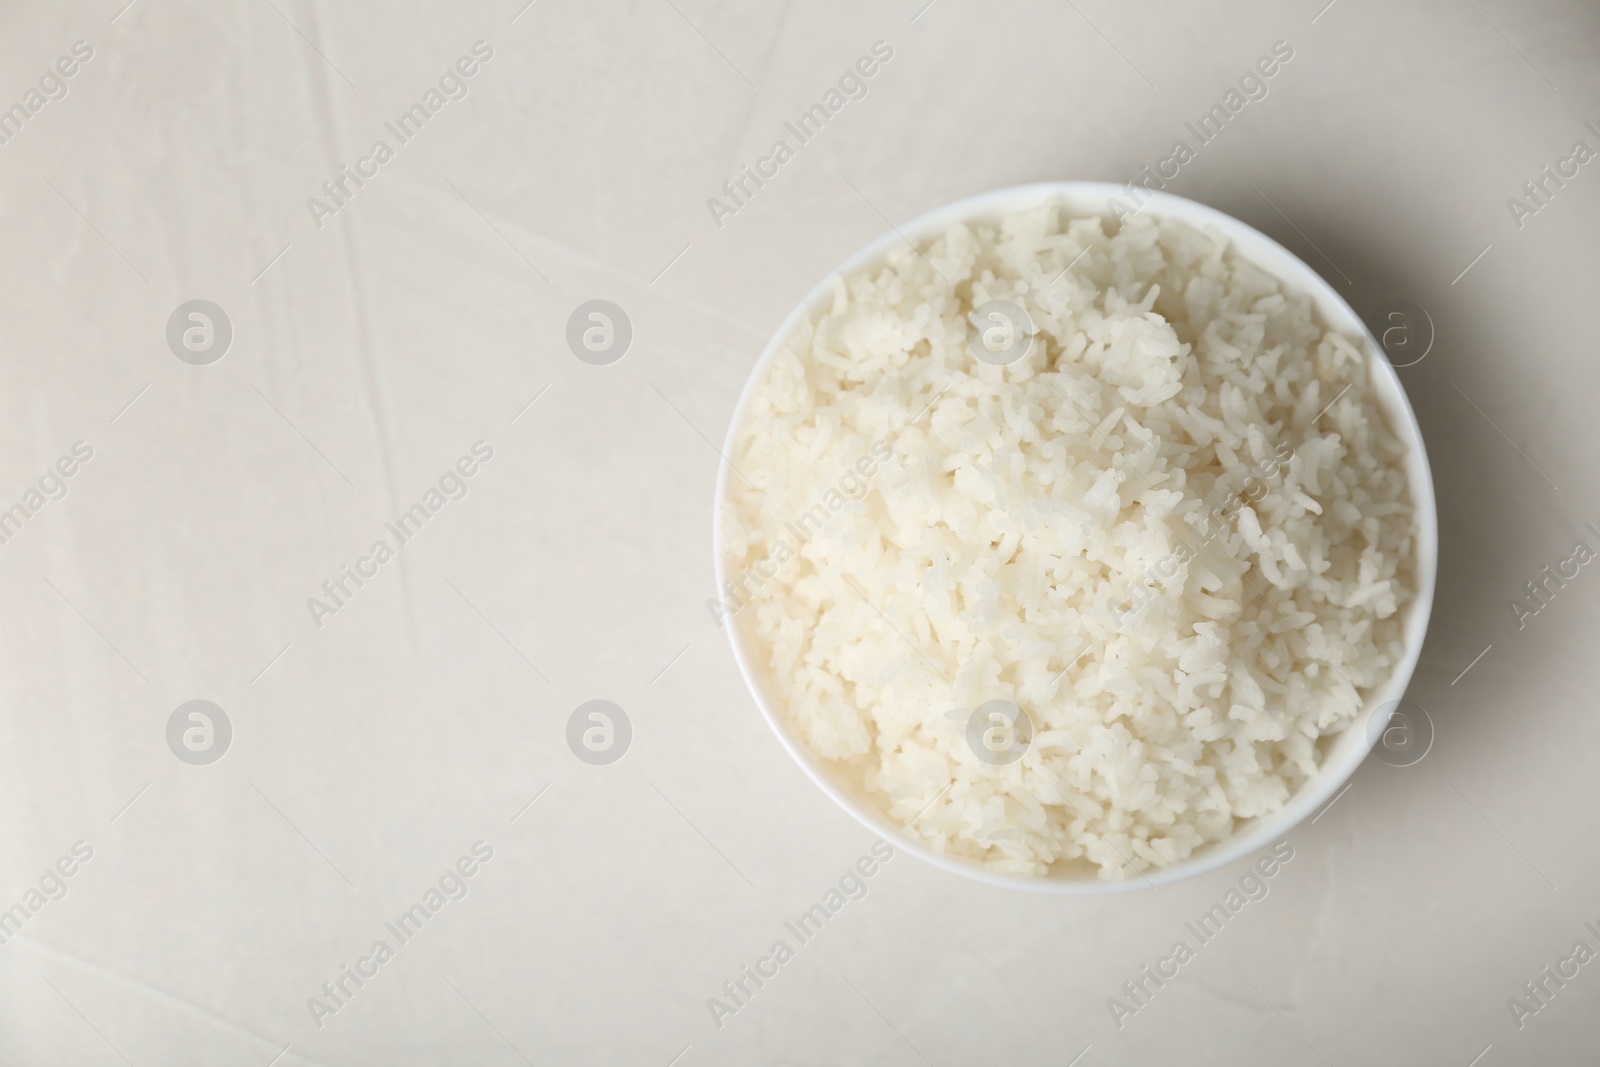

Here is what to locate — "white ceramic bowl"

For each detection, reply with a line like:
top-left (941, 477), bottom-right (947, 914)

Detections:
top-left (714, 182), bottom-right (1438, 894)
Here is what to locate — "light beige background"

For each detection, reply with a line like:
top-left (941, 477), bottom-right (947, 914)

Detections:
top-left (0, 0), bottom-right (1594, 1064)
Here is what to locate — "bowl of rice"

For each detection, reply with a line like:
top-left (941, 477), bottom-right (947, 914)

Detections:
top-left (713, 182), bottom-right (1436, 892)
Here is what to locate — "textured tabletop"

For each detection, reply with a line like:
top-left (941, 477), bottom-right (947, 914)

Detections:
top-left (0, 0), bottom-right (1595, 1064)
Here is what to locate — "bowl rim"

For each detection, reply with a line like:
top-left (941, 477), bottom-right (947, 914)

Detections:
top-left (711, 181), bottom-right (1439, 894)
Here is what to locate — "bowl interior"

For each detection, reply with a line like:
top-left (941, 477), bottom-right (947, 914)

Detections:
top-left (715, 182), bottom-right (1438, 894)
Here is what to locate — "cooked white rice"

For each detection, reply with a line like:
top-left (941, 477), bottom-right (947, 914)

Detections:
top-left (720, 204), bottom-right (1414, 879)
